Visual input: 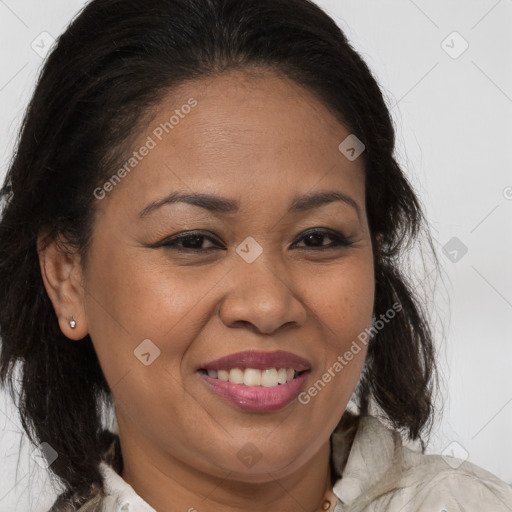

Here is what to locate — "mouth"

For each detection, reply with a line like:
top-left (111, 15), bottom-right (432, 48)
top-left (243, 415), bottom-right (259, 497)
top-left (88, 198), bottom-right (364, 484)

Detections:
top-left (196, 350), bottom-right (312, 411)
top-left (197, 367), bottom-right (310, 387)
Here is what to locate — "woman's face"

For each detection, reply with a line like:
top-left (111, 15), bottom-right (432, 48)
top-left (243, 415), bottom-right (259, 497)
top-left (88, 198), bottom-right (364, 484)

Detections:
top-left (51, 69), bottom-right (374, 483)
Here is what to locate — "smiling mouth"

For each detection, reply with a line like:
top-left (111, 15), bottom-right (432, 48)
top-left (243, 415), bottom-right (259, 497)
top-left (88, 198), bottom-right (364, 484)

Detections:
top-left (198, 368), bottom-right (309, 387)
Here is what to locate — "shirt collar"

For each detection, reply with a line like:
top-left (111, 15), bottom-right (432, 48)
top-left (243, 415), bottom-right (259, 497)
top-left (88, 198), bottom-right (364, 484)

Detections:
top-left (332, 415), bottom-right (403, 507)
top-left (99, 461), bottom-right (157, 512)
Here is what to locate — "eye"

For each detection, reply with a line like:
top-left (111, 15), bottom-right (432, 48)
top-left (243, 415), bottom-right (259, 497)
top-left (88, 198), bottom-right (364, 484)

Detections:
top-left (159, 231), bottom-right (223, 252)
top-left (293, 228), bottom-right (355, 250)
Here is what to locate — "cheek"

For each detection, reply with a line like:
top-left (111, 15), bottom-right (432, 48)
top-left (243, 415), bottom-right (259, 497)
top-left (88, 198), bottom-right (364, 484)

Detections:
top-left (82, 248), bottom-right (226, 397)
top-left (85, 244), bottom-right (226, 339)
top-left (83, 258), bottom-right (205, 428)
top-left (307, 258), bottom-right (375, 339)
top-left (301, 259), bottom-right (374, 399)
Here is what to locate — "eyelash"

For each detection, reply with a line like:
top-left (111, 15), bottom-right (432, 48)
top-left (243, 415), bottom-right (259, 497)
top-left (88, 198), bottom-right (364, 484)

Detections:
top-left (159, 228), bottom-right (355, 253)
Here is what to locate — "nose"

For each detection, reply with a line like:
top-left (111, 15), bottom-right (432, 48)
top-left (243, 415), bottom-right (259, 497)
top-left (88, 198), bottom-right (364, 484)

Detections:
top-left (219, 255), bottom-right (307, 335)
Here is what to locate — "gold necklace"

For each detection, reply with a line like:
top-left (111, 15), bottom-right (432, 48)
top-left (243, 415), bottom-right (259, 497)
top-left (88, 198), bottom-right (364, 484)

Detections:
top-left (315, 488), bottom-right (338, 512)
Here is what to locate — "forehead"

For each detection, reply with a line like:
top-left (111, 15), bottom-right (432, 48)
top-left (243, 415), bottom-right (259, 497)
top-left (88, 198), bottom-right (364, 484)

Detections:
top-left (96, 68), bottom-right (366, 220)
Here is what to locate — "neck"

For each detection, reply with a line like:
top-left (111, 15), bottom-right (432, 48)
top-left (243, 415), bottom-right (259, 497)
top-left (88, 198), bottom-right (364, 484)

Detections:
top-left (120, 436), bottom-right (334, 512)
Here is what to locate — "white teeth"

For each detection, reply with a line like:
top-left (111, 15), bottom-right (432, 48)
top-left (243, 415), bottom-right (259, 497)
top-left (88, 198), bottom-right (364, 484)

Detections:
top-left (217, 370), bottom-right (229, 382)
top-left (261, 368), bottom-right (278, 387)
top-left (229, 368), bottom-right (244, 384)
top-left (244, 368), bottom-right (261, 386)
top-left (206, 367), bottom-right (300, 386)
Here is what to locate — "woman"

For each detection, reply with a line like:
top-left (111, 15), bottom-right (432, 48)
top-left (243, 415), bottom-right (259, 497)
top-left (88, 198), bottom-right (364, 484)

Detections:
top-left (0, 0), bottom-right (510, 510)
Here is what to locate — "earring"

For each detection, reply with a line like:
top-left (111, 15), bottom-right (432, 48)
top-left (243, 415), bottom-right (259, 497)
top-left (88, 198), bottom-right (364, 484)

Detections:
top-left (69, 317), bottom-right (76, 329)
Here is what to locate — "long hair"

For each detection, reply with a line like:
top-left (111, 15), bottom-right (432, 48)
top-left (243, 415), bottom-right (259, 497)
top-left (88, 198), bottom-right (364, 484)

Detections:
top-left (0, 0), bottom-right (439, 503)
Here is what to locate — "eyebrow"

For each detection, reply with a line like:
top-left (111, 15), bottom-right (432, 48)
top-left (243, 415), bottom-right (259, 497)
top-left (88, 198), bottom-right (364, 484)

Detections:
top-left (138, 190), bottom-right (361, 221)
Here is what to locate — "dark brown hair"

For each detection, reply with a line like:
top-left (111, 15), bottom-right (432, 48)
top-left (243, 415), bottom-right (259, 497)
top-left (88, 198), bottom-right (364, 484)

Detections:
top-left (0, 0), bottom-right (439, 505)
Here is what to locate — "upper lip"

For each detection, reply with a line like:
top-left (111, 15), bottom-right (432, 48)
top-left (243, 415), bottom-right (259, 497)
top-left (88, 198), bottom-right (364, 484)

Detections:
top-left (199, 350), bottom-right (311, 371)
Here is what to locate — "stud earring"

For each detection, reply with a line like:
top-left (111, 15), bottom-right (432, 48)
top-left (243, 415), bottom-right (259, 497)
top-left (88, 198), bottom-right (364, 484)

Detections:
top-left (69, 317), bottom-right (76, 329)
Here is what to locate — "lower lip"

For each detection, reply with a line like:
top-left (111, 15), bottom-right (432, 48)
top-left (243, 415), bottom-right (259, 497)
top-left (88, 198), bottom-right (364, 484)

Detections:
top-left (199, 371), bottom-right (309, 412)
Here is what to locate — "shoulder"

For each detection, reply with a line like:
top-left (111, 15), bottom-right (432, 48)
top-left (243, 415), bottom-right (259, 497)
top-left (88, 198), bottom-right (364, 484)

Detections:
top-left (332, 415), bottom-right (512, 511)
top-left (397, 450), bottom-right (512, 511)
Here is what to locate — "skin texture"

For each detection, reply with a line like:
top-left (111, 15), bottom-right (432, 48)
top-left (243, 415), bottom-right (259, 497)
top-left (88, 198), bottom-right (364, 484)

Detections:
top-left (38, 68), bottom-right (375, 512)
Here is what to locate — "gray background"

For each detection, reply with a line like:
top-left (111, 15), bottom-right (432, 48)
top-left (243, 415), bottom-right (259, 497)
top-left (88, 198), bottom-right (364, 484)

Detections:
top-left (1, 0), bottom-right (511, 510)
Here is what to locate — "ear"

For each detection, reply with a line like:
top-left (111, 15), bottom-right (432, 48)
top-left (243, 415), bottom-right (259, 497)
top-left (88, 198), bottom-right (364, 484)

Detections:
top-left (37, 229), bottom-right (89, 340)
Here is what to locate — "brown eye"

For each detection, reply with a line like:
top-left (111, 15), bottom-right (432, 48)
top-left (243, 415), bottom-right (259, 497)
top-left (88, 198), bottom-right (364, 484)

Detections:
top-left (160, 231), bottom-right (223, 252)
top-left (294, 229), bottom-right (354, 249)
